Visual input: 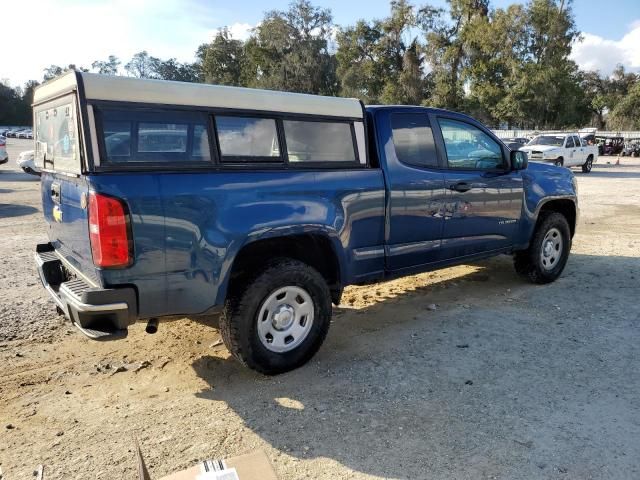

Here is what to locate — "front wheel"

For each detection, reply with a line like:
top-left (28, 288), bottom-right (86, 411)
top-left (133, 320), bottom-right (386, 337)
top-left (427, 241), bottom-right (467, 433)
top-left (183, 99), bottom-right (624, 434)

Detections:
top-left (220, 258), bottom-right (332, 375)
top-left (582, 155), bottom-right (593, 173)
top-left (554, 158), bottom-right (564, 167)
top-left (514, 212), bottom-right (571, 284)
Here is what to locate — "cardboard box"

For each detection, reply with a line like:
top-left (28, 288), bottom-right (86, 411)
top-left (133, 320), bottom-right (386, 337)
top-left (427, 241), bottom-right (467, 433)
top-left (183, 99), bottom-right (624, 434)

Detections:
top-left (136, 442), bottom-right (278, 480)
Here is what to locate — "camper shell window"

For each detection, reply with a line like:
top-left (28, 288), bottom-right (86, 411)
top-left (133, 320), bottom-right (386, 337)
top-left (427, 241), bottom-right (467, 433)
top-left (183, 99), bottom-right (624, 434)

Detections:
top-left (96, 108), bottom-right (211, 164)
top-left (34, 94), bottom-right (81, 174)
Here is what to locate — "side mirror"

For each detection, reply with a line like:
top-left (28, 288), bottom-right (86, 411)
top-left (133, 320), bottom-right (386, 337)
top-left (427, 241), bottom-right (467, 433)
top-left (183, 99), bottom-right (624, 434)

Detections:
top-left (511, 149), bottom-right (528, 171)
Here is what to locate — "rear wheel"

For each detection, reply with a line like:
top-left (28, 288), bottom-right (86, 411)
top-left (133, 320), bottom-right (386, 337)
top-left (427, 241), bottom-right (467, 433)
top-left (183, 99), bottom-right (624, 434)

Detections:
top-left (220, 258), bottom-right (332, 375)
top-left (581, 155), bottom-right (593, 173)
top-left (514, 212), bottom-right (571, 284)
top-left (554, 158), bottom-right (564, 167)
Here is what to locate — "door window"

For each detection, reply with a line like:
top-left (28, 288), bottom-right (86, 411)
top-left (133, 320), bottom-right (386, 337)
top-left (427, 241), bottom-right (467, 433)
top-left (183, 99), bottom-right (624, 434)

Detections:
top-left (437, 118), bottom-right (504, 170)
top-left (565, 136), bottom-right (575, 148)
top-left (390, 113), bottom-right (438, 168)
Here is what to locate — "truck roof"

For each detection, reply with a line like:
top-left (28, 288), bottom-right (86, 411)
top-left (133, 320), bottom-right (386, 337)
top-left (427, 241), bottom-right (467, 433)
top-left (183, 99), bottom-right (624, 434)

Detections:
top-left (33, 71), bottom-right (364, 120)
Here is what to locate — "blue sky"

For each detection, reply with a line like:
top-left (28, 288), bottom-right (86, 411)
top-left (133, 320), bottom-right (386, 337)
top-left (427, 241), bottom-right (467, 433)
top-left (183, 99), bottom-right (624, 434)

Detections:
top-left (211, 0), bottom-right (639, 40)
top-left (3, 0), bottom-right (640, 88)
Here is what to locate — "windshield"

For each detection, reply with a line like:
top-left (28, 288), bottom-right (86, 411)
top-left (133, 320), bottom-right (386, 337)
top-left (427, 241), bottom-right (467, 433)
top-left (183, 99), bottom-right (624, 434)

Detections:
top-left (34, 94), bottom-right (81, 173)
top-left (528, 135), bottom-right (565, 147)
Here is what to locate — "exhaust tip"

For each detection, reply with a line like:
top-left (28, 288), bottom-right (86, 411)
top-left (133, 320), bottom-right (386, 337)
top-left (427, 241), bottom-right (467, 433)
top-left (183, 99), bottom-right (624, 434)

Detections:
top-left (145, 318), bottom-right (159, 334)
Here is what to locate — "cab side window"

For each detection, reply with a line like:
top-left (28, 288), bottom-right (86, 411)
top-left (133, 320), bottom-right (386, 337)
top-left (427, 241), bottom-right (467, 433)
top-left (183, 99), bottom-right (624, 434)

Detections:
top-left (565, 137), bottom-right (575, 148)
top-left (437, 118), bottom-right (504, 170)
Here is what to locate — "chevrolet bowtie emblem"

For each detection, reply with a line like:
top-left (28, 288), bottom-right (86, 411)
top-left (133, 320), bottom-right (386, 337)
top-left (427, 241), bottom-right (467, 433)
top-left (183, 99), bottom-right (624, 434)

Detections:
top-left (53, 205), bottom-right (63, 223)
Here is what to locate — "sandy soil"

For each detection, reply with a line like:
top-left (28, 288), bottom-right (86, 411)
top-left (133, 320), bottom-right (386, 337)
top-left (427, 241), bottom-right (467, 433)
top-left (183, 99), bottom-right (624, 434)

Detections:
top-left (1, 139), bottom-right (639, 479)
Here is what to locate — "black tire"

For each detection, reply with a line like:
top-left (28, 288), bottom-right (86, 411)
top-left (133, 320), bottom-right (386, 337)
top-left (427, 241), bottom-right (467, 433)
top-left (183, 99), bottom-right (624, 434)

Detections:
top-left (220, 258), bottom-right (332, 375)
top-left (554, 157), bottom-right (564, 167)
top-left (514, 212), bottom-right (571, 284)
top-left (581, 155), bottom-right (593, 173)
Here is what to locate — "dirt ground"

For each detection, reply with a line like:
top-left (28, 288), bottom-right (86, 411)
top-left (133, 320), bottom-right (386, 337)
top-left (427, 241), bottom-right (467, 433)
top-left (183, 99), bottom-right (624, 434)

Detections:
top-left (1, 138), bottom-right (639, 480)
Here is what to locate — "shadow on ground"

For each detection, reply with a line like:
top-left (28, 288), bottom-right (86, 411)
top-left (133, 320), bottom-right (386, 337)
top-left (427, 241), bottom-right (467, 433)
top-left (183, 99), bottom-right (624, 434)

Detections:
top-left (0, 203), bottom-right (38, 218)
top-left (190, 253), bottom-right (640, 478)
top-left (585, 169), bottom-right (640, 179)
top-left (0, 171), bottom-right (40, 182)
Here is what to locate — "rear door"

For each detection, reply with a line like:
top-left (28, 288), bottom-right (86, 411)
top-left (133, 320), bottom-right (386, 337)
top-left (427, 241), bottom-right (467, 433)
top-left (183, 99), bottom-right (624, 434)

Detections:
top-left (433, 115), bottom-right (523, 259)
top-left (564, 136), bottom-right (577, 166)
top-left (35, 94), bottom-right (95, 277)
top-left (573, 135), bottom-right (585, 165)
top-left (375, 109), bottom-right (447, 271)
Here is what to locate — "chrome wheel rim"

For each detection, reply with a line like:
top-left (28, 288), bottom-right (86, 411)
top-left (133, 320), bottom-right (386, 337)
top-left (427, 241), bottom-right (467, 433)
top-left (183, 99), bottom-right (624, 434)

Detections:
top-left (540, 227), bottom-right (563, 270)
top-left (586, 159), bottom-right (592, 170)
top-left (257, 286), bottom-right (314, 353)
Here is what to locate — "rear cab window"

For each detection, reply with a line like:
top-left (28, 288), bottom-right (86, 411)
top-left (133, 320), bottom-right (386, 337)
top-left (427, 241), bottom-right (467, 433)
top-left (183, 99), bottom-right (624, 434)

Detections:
top-left (34, 94), bottom-right (81, 174)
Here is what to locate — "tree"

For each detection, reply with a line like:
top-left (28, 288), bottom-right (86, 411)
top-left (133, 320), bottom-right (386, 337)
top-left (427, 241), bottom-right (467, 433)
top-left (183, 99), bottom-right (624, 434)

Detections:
top-left (336, 20), bottom-right (387, 102)
top-left (336, 1), bottom-right (428, 104)
top-left (198, 28), bottom-right (248, 86)
top-left (419, 0), bottom-right (490, 111)
top-left (124, 51), bottom-right (158, 78)
top-left (43, 65), bottom-right (64, 81)
top-left (92, 55), bottom-right (121, 75)
top-left (152, 58), bottom-right (201, 82)
top-left (244, 0), bottom-right (337, 95)
top-left (609, 80), bottom-right (640, 130)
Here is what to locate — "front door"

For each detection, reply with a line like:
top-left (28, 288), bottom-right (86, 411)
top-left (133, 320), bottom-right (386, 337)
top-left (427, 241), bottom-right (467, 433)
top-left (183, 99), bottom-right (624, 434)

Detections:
top-left (433, 115), bottom-right (523, 259)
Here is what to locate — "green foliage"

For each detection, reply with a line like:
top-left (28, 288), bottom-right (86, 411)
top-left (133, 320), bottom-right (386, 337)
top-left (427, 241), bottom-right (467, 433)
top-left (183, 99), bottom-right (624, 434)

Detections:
top-left (198, 28), bottom-right (248, 86)
top-left (91, 56), bottom-right (121, 75)
top-left (243, 0), bottom-right (337, 95)
top-left (336, 1), bottom-right (429, 104)
top-left (609, 81), bottom-right (640, 130)
top-left (6, 0), bottom-right (640, 130)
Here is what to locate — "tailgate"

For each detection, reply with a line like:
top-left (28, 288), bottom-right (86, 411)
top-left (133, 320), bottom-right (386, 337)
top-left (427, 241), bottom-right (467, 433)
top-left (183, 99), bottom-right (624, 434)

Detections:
top-left (41, 172), bottom-right (96, 280)
top-left (35, 91), bottom-right (97, 281)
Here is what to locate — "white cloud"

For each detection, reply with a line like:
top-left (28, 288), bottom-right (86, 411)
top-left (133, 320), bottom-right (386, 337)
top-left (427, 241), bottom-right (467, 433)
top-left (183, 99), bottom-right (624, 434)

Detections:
top-left (571, 22), bottom-right (640, 74)
top-left (228, 22), bottom-right (256, 41)
top-left (3, 0), bottom-right (224, 88)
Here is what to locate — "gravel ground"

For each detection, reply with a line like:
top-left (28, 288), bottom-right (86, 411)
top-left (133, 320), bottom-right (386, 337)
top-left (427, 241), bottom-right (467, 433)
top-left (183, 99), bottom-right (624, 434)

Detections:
top-left (1, 138), bottom-right (639, 479)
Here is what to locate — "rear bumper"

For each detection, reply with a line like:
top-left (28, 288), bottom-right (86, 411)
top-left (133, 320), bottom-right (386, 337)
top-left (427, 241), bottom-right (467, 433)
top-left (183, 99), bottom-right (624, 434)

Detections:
top-left (35, 243), bottom-right (138, 339)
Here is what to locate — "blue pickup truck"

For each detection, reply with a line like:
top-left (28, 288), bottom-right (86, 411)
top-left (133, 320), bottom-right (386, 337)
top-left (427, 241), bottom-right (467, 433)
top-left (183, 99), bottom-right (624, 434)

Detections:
top-left (33, 72), bottom-right (578, 374)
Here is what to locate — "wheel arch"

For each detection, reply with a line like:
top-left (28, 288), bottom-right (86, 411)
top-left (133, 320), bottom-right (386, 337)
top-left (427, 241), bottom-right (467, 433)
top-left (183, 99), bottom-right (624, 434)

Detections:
top-left (536, 198), bottom-right (577, 238)
top-left (219, 231), bottom-right (346, 306)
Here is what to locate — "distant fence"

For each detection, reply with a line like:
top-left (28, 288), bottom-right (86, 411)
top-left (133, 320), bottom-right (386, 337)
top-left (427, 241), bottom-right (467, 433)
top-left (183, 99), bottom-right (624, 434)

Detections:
top-left (492, 130), bottom-right (640, 140)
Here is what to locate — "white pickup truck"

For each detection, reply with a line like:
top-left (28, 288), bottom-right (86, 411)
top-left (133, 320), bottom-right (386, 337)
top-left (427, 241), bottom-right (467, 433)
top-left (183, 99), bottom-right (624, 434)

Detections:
top-left (520, 133), bottom-right (598, 173)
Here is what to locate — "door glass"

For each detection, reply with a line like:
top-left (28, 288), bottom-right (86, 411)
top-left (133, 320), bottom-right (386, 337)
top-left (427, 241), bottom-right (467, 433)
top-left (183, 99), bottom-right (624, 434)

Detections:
top-left (438, 118), bottom-right (504, 170)
top-left (565, 137), bottom-right (575, 148)
top-left (390, 113), bottom-right (438, 168)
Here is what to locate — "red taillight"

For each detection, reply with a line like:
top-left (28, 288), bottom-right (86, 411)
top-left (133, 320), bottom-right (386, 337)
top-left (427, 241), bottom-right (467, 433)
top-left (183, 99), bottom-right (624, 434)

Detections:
top-left (88, 192), bottom-right (131, 268)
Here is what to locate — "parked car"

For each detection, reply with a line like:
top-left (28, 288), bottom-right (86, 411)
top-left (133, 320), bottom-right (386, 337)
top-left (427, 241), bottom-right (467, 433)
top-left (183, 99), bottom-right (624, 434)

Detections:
top-left (502, 138), bottom-right (528, 150)
top-left (17, 150), bottom-right (39, 175)
top-left (7, 128), bottom-right (27, 138)
top-left (17, 129), bottom-right (32, 139)
top-left (520, 133), bottom-right (598, 172)
top-left (0, 136), bottom-right (8, 165)
top-left (621, 141), bottom-right (640, 157)
top-left (33, 72), bottom-right (579, 374)
top-left (597, 136), bottom-right (625, 156)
